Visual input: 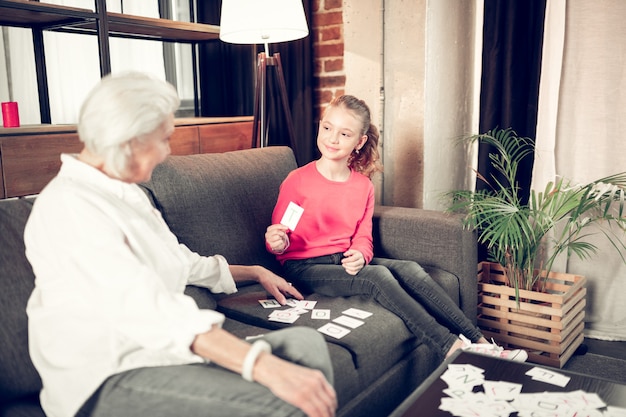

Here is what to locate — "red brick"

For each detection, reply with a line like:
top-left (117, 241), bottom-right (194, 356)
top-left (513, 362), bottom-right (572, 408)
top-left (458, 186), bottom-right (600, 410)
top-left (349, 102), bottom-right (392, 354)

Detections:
top-left (317, 75), bottom-right (346, 88)
top-left (324, 58), bottom-right (343, 72)
top-left (320, 26), bottom-right (342, 42)
top-left (312, 2), bottom-right (345, 112)
top-left (316, 89), bottom-right (334, 104)
top-left (314, 11), bottom-right (343, 27)
top-left (315, 43), bottom-right (344, 58)
top-left (324, 0), bottom-right (342, 10)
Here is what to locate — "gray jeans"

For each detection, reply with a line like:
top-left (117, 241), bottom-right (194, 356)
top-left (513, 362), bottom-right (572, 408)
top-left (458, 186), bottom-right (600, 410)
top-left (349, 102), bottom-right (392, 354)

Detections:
top-left (75, 327), bottom-right (333, 417)
top-left (283, 255), bottom-right (483, 359)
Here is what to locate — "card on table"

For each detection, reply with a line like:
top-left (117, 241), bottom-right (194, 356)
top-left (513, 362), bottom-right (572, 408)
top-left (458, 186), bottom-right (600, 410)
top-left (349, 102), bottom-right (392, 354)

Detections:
top-left (333, 315), bottom-right (364, 329)
top-left (525, 366), bottom-right (571, 387)
top-left (311, 309), bottom-right (331, 320)
top-left (318, 323), bottom-right (350, 339)
top-left (259, 299), bottom-right (282, 308)
top-left (342, 307), bottom-right (373, 319)
top-left (268, 309), bottom-right (300, 324)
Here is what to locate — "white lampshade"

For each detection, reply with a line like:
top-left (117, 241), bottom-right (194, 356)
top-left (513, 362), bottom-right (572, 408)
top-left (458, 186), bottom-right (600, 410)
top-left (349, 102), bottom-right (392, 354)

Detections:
top-left (219, 0), bottom-right (309, 45)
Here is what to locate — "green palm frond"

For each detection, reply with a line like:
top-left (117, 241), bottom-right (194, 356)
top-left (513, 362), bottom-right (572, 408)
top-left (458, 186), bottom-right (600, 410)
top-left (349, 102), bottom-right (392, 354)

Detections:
top-left (446, 127), bottom-right (626, 300)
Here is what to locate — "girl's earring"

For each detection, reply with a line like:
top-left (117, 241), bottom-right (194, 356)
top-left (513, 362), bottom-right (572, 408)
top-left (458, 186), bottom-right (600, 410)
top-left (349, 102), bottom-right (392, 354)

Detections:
top-left (355, 148), bottom-right (360, 154)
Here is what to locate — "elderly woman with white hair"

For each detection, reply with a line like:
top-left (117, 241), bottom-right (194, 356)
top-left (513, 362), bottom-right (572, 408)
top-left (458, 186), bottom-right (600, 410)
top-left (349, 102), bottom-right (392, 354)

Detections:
top-left (24, 72), bottom-right (337, 417)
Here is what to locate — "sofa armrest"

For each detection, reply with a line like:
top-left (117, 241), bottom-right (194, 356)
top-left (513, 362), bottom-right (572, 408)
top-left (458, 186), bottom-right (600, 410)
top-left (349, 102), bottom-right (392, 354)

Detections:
top-left (372, 205), bottom-right (477, 322)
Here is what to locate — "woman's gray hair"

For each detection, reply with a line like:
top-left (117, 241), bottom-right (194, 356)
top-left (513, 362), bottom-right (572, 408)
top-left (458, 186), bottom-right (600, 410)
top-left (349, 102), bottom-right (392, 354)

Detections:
top-left (77, 72), bottom-right (180, 177)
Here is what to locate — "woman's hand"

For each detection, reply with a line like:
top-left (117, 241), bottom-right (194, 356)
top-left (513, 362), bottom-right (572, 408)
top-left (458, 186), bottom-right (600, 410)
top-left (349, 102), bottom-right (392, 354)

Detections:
top-left (256, 266), bottom-right (303, 304)
top-left (255, 353), bottom-right (337, 417)
top-left (341, 249), bottom-right (365, 275)
top-left (192, 328), bottom-right (337, 417)
top-left (265, 224), bottom-right (290, 254)
top-left (229, 265), bottom-right (303, 305)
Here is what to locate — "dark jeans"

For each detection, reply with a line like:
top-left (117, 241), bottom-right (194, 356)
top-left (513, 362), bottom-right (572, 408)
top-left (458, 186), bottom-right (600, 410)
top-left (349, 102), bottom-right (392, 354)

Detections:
top-left (75, 327), bottom-right (332, 417)
top-left (283, 255), bottom-right (483, 359)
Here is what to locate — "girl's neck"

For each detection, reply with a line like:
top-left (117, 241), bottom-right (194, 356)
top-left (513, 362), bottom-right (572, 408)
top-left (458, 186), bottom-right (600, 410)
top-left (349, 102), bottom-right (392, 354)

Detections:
top-left (315, 158), bottom-right (351, 182)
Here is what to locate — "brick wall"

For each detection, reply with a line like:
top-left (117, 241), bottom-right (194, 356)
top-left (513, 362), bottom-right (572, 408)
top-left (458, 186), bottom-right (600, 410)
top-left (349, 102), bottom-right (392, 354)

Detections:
top-left (311, 0), bottom-right (346, 118)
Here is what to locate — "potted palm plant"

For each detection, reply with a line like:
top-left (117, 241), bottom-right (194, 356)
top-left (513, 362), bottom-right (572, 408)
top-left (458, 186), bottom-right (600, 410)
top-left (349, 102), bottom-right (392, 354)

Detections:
top-left (446, 127), bottom-right (626, 367)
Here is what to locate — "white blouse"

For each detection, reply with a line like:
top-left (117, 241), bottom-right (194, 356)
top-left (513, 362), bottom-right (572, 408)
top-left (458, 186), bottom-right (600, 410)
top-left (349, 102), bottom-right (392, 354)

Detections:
top-left (25, 154), bottom-right (237, 417)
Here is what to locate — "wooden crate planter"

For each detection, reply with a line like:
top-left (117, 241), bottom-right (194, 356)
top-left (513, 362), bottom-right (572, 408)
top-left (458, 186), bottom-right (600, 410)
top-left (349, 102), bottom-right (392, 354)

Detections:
top-left (477, 262), bottom-right (586, 368)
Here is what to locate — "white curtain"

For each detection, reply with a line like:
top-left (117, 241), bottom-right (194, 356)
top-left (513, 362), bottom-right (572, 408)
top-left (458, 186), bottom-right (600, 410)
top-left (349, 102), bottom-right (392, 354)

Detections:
top-left (533, 0), bottom-right (626, 340)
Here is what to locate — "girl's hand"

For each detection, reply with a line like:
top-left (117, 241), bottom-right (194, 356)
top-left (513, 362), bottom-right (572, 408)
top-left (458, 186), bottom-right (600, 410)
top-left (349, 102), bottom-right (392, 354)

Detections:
top-left (341, 249), bottom-right (365, 275)
top-left (265, 224), bottom-right (290, 254)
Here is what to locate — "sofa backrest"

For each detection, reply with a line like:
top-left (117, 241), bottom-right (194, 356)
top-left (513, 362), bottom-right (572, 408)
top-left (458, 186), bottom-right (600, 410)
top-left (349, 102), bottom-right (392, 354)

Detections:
top-left (0, 197), bottom-right (42, 404)
top-left (140, 146), bottom-right (298, 273)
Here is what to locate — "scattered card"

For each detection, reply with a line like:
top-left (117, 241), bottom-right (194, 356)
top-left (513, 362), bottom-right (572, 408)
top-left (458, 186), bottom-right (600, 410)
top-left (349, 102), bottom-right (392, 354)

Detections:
top-left (259, 299), bottom-right (281, 308)
top-left (342, 308), bottom-right (373, 319)
top-left (482, 380), bottom-right (523, 401)
top-left (268, 310), bottom-right (300, 323)
top-left (318, 323), bottom-right (350, 339)
top-left (333, 315), bottom-right (364, 329)
top-left (311, 309), bottom-right (331, 320)
top-left (285, 299), bottom-right (299, 307)
top-left (437, 362), bottom-right (613, 417)
top-left (284, 306), bottom-right (309, 315)
top-left (280, 201), bottom-right (304, 231)
top-left (296, 300), bottom-right (318, 310)
top-left (525, 366), bottom-right (571, 387)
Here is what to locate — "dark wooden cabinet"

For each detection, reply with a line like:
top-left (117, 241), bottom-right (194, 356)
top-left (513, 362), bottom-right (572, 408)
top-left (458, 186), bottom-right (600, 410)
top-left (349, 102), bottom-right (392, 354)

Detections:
top-left (0, 117), bottom-right (253, 199)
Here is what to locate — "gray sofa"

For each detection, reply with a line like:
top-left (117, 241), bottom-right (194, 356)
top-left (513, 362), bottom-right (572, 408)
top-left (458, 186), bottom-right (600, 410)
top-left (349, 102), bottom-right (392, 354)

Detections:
top-left (0, 146), bottom-right (477, 417)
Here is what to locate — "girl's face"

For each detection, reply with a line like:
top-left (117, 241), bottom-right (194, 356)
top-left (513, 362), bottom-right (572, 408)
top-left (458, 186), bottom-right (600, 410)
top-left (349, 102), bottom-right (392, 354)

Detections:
top-left (317, 105), bottom-right (367, 163)
top-left (124, 114), bottom-right (174, 183)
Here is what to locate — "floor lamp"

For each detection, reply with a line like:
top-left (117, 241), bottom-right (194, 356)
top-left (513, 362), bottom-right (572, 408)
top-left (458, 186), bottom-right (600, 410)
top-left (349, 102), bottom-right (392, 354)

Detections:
top-left (219, 0), bottom-right (309, 150)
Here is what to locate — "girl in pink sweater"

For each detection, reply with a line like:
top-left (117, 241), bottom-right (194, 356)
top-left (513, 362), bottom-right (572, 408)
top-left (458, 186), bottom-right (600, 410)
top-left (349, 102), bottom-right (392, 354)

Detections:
top-left (265, 95), bottom-right (526, 362)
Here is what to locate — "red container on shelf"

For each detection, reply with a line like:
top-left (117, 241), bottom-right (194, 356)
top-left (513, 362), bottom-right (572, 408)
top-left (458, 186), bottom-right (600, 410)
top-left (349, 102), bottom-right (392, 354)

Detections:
top-left (2, 102), bottom-right (20, 128)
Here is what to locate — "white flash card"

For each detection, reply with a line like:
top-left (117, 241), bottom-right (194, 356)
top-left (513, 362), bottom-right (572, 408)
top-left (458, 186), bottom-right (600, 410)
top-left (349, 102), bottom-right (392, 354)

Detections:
top-left (284, 307), bottom-right (309, 315)
top-left (296, 300), bottom-right (317, 310)
top-left (318, 323), bottom-right (350, 339)
top-left (259, 299), bottom-right (282, 308)
top-left (285, 299), bottom-right (299, 307)
top-left (268, 310), bottom-right (300, 323)
top-left (280, 201), bottom-right (304, 231)
top-left (333, 315), bottom-right (364, 329)
top-left (311, 309), bottom-right (331, 319)
top-left (342, 308), bottom-right (373, 319)
top-left (525, 367), bottom-right (570, 387)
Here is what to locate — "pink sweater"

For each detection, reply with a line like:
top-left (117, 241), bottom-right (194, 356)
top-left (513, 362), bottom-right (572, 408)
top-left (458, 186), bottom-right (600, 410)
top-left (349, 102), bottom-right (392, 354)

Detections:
top-left (270, 161), bottom-right (375, 264)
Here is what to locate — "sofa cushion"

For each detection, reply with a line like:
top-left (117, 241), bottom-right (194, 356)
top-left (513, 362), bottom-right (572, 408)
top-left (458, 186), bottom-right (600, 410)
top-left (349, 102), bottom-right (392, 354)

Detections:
top-left (140, 147), bottom-right (298, 272)
top-left (215, 284), bottom-right (418, 379)
top-left (0, 198), bottom-right (42, 403)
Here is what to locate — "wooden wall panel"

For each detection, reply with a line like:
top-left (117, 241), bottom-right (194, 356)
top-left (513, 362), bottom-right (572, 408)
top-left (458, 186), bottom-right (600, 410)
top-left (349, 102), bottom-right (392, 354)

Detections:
top-left (198, 121), bottom-right (253, 153)
top-left (1, 134), bottom-right (82, 198)
top-left (0, 119), bottom-right (253, 199)
top-left (169, 126), bottom-right (199, 155)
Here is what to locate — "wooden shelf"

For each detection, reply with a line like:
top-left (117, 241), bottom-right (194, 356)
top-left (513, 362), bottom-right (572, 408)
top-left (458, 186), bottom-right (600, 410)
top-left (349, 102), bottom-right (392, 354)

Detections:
top-left (0, 117), bottom-right (254, 137)
top-left (0, 1), bottom-right (95, 28)
top-left (0, 0), bottom-right (219, 42)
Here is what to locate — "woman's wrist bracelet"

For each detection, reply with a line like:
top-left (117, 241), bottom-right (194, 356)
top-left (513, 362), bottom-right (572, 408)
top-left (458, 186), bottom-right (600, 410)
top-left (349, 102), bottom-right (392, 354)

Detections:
top-left (242, 340), bottom-right (272, 382)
